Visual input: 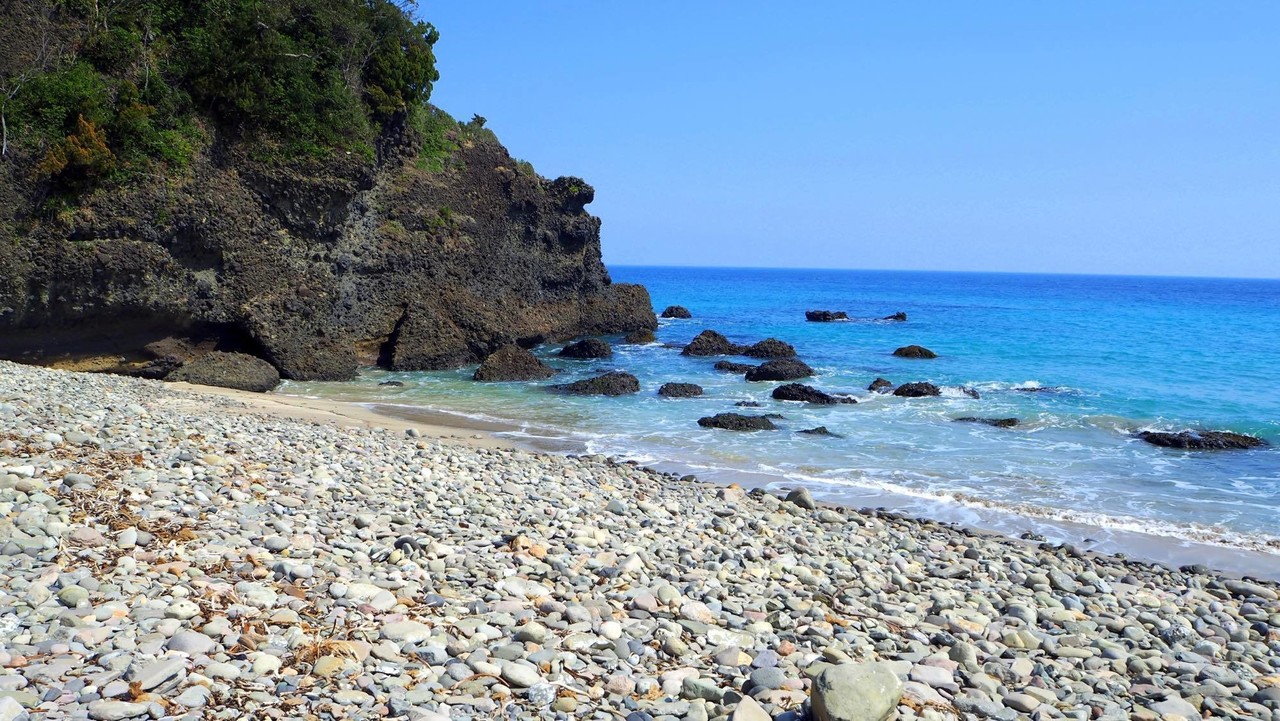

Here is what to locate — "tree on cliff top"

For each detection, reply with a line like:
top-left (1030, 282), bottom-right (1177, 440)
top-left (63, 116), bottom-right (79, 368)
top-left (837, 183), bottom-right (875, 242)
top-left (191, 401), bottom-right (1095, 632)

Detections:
top-left (0, 0), bottom-right (440, 202)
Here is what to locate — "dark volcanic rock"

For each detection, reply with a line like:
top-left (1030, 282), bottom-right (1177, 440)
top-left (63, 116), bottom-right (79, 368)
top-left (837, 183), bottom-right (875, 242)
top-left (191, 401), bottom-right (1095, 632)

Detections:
top-left (735, 400), bottom-right (762, 407)
top-left (378, 380), bottom-right (405, 387)
top-left (473, 346), bottom-right (555, 381)
top-left (167, 352), bottom-right (280, 392)
top-left (661, 305), bottom-right (692, 319)
top-left (883, 312), bottom-right (908, 322)
top-left (868, 377), bottom-right (894, 394)
top-left (714, 361), bottom-right (756, 373)
top-left (130, 356), bottom-right (184, 380)
top-left (893, 382), bottom-right (941, 397)
top-left (623, 328), bottom-right (656, 344)
top-left (893, 345), bottom-right (938, 359)
top-left (745, 359), bottom-right (814, 382)
top-left (553, 371), bottom-right (640, 396)
top-left (682, 330), bottom-right (747, 356)
top-left (558, 338), bottom-right (612, 359)
top-left (697, 413), bottom-right (777, 431)
top-left (772, 383), bottom-right (856, 405)
top-left (658, 382), bottom-right (704, 398)
top-left (806, 310), bottom-right (848, 322)
top-left (955, 417), bottom-right (1020, 428)
top-left (1137, 430), bottom-right (1267, 450)
top-left (959, 386), bottom-right (981, 399)
top-left (799, 426), bottom-right (844, 438)
top-left (0, 116), bottom-right (656, 380)
top-left (744, 338), bottom-right (797, 359)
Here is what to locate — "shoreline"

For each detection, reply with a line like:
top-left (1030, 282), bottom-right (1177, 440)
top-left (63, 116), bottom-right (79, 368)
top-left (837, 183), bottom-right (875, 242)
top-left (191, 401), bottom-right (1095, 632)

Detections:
top-left (264, 383), bottom-right (1280, 581)
top-left (3, 362), bottom-right (1279, 720)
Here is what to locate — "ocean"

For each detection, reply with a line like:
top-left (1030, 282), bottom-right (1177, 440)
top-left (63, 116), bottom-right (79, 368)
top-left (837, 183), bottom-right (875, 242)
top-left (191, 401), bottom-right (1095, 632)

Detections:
top-left (283, 267), bottom-right (1280, 577)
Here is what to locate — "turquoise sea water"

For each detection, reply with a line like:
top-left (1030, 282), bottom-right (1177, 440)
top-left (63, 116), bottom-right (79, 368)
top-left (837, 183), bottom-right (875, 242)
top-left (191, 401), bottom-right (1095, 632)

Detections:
top-left (284, 267), bottom-right (1280, 574)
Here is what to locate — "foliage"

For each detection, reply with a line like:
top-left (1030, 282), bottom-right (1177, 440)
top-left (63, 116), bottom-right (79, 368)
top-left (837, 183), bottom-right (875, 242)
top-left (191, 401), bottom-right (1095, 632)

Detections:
top-left (1, 0), bottom-right (442, 202)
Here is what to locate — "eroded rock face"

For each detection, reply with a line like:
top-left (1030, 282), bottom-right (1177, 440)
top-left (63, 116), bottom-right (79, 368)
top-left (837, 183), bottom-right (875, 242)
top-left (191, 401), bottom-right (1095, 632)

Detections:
top-left (473, 346), bottom-right (555, 382)
top-left (696, 413), bottom-right (777, 431)
top-left (661, 305), bottom-right (692, 319)
top-left (551, 371), bottom-right (640, 396)
top-left (166, 352), bottom-right (280, 393)
top-left (745, 359), bottom-right (814, 382)
top-left (623, 328), bottom-right (656, 344)
top-left (0, 125), bottom-right (656, 380)
top-left (1138, 430), bottom-right (1267, 450)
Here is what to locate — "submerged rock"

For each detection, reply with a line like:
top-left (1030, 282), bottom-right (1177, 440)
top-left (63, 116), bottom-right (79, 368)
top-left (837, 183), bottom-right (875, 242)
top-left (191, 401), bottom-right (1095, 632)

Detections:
top-left (743, 338), bottom-right (797, 359)
top-left (745, 359), bottom-right (814, 382)
top-left (883, 311), bottom-right (908, 321)
top-left (167, 352), bottom-right (280, 392)
top-left (735, 400), bottom-right (762, 407)
top-left (658, 382), bottom-right (704, 398)
top-left (806, 310), bottom-right (849, 322)
top-left (955, 417), bottom-right (1019, 428)
top-left (697, 413), bottom-right (777, 431)
top-left (661, 305), bottom-right (692, 319)
top-left (623, 328), bottom-right (656, 344)
top-left (715, 360), bottom-right (756, 373)
top-left (799, 426), bottom-right (844, 438)
top-left (552, 371), bottom-right (640, 396)
top-left (1138, 430), bottom-right (1267, 450)
top-left (558, 338), bottom-right (612, 359)
top-left (473, 346), bottom-right (555, 381)
top-left (867, 377), bottom-right (894, 394)
top-left (682, 330), bottom-right (747, 356)
top-left (959, 386), bottom-right (981, 399)
top-left (772, 383), bottom-right (855, 405)
top-left (378, 380), bottom-right (405, 387)
top-left (893, 345), bottom-right (937, 359)
top-left (892, 382), bottom-right (941, 397)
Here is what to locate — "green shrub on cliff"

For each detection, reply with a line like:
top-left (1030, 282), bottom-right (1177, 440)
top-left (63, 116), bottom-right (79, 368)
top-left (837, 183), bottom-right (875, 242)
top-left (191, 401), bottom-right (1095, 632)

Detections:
top-left (0, 0), bottom-right (440, 203)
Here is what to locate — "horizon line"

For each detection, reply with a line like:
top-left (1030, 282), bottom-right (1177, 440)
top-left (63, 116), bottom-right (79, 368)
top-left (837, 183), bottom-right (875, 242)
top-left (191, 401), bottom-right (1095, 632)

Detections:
top-left (606, 262), bottom-right (1280, 284)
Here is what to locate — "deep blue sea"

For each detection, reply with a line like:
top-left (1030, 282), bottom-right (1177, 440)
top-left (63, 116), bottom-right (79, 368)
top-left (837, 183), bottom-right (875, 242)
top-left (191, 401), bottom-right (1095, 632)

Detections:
top-left (284, 267), bottom-right (1280, 575)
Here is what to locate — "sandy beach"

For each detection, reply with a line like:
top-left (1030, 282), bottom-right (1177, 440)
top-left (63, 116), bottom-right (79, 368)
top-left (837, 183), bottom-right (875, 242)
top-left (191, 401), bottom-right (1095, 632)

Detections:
top-left (2, 361), bottom-right (1278, 721)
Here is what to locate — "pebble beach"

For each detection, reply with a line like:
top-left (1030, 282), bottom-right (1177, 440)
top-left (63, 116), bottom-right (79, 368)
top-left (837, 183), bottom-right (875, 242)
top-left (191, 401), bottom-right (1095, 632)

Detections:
top-left (2, 360), bottom-right (1279, 721)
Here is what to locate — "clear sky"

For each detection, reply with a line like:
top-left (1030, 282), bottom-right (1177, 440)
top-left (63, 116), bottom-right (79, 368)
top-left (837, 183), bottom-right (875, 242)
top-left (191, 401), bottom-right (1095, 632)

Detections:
top-left (422, 2), bottom-right (1279, 278)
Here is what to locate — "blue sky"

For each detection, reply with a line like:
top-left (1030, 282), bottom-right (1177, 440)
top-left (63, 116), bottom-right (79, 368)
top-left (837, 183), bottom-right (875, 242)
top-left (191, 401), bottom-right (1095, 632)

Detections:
top-left (422, 2), bottom-right (1279, 278)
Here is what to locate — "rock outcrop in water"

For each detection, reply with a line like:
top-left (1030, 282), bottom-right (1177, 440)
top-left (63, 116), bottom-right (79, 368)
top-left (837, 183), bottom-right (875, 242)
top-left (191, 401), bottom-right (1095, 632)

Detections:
top-left (552, 371), bottom-right (640, 396)
top-left (661, 305), bottom-right (692, 319)
top-left (806, 310), bottom-right (848, 322)
top-left (558, 338), bottom-right (612, 359)
top-left (658, 382), bottom-right (704, 398)
top-left (745, 359), bottom-right (814, 382)
top-left (868, 378), bottom-right (895, 394)
top-left (697, 413), bottom-right (778, 431)
top-left (714, 361), bottom-right (756, 374)
top-left (473, 346), bottom-right (555, 382)
top-left (892, 382), bottom-right (941, 397)
top-left (743, 339), bottom-right (797, 359)
top-left (772, 383), bottom-right (856, 405)
top-left (893, 345), bottom-right (938, 359)
top-left (1137, 430), bottom-right (1267, 450)
top-left (883, 312), bottom-right (908, 322)
top-left (623, 329), bottom-right (656, 344)
top-left (955, 417), bottom-right (1020, 428)
top-left (682, 330), bottom-right (745, 357)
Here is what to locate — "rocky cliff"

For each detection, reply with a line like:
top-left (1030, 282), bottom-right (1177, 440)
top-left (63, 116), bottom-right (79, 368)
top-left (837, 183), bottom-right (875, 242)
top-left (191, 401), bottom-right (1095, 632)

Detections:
top-left (0, 3), bottom-right (655, 381)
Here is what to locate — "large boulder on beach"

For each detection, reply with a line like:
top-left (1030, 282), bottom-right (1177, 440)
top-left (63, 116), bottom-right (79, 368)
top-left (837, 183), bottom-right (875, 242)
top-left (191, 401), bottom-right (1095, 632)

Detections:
top-left (167, 352), bottom-right (280, 392)
top-left (473, 346), bottom-right (555, 381)
top-left (868, 378), bottom-right (894, 394)
top-left (661, 305), bottom-right (692, 319)
top-left (745, 359), bottom-right (814, 382)
top-left (552, 371), bottom-right (640, 396)
top-left (892, 382), bottom-right (941, 397)
top-left (806, 310), bottom-right (848, 322)
top-left (744, 338), bottom-right (797, 359)
top-left (811, 662), bottom-right (903, 721)
top-left (714, 360), bottom-right (756, 373)
top-left (658, 382), bottom-right (704, 398)
top-left (623, 328), bottom-right (656, 344)
top-left (893, 345), bottom-right (937, 359)
top-left (558, 338), bottom-right (612, 359)
top-left (955, 417), bottom-right (1019, 428)
top-left (682, 330), bottom-right (746, 356)
top-left (772, 383), bottom-right (855, 405)
top-left (1137, 430), bottom-right (1267, 450)
top-left (697, 413), bottom-right (777, 431)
